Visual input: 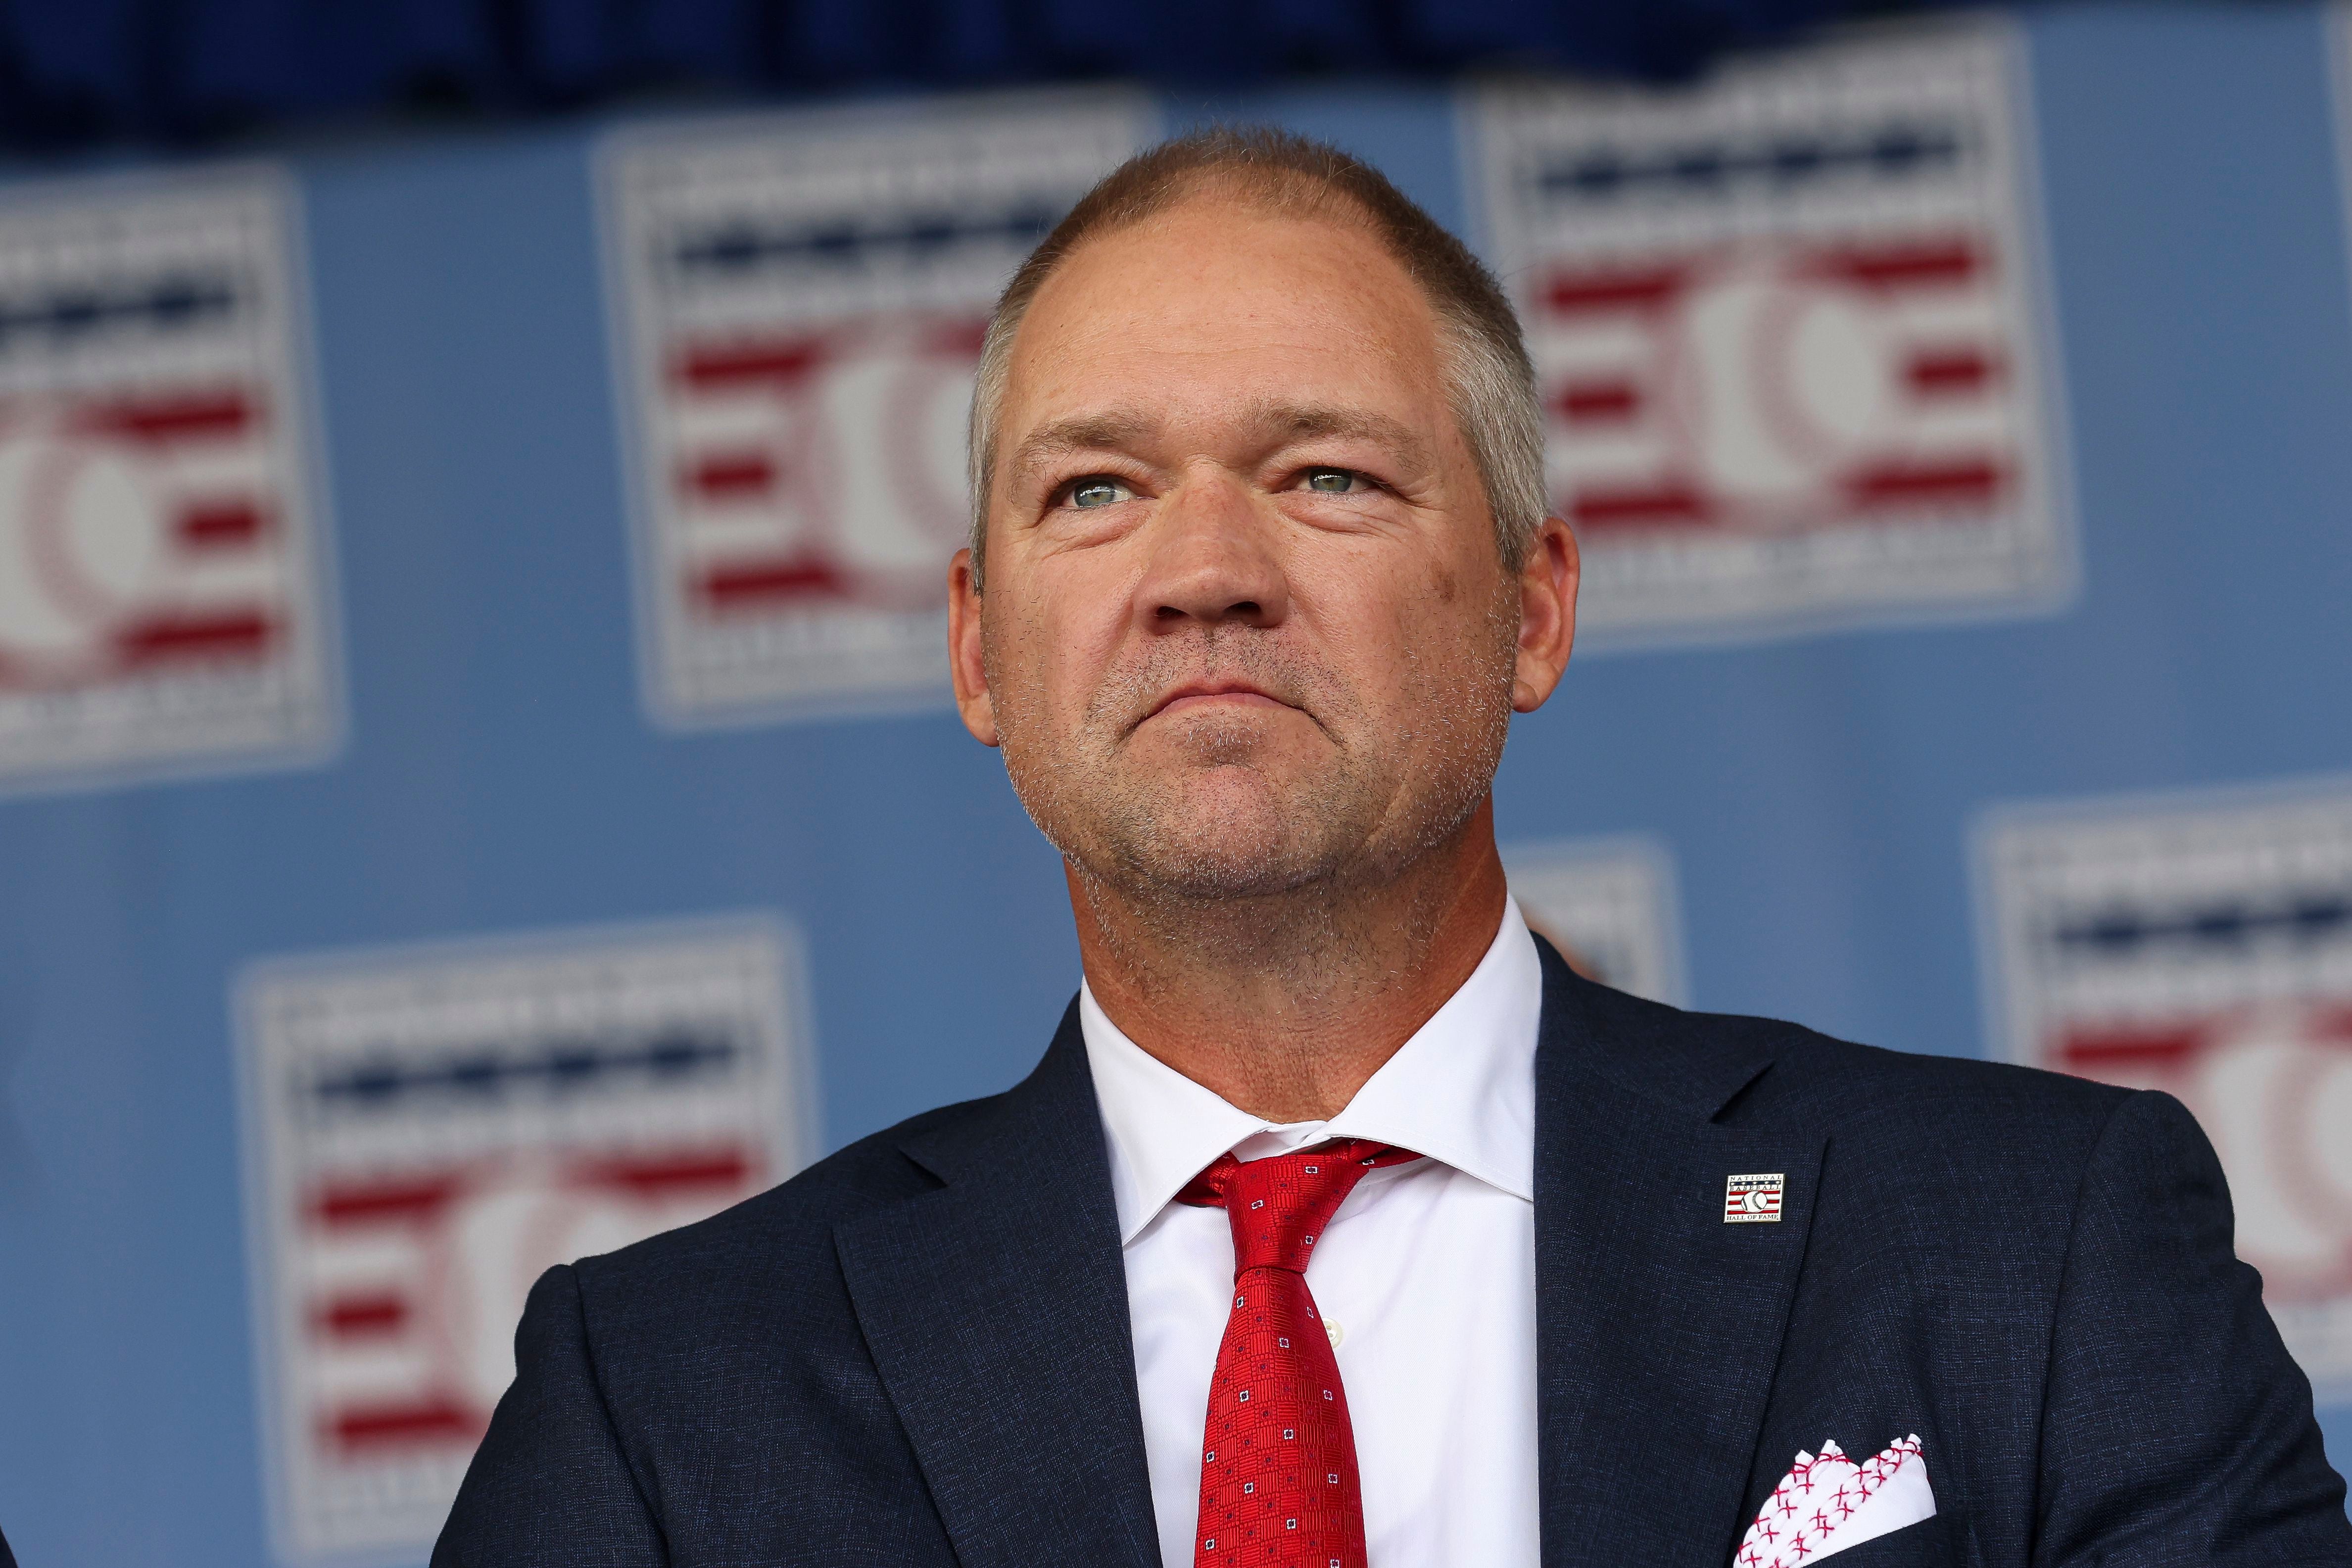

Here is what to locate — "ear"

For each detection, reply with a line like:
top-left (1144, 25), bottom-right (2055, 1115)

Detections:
top-left (948, 547), bottom-right (1000, 747)
top-left (1510, 518), bottom-right (1578, 714)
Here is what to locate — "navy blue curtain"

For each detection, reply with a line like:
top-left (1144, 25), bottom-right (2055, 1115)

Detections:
top-left (0, 0), bottom-right (1928, 151)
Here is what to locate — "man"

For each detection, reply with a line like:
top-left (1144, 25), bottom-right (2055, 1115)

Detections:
top-left (437, 130), bottom-right (2351, 1567)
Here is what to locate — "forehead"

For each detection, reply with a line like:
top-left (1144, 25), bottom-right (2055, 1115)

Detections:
top-left (1002, 196), bottom-right (1448, 426)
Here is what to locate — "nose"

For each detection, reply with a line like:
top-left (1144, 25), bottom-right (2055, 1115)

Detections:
top-left (1134, 469), bottom-right (1291, 632)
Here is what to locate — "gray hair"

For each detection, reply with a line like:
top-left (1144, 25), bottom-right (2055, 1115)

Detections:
top-left (964, 127), bottom-right (1546, 593)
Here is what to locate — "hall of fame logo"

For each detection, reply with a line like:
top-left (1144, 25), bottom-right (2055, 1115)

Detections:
top-left (236, 917), bottom-right (813, 1563)
top-left (0, 168), bottom-right (338, 790)
top-left (1463, 24), bottom-right (2074, 645)
top-left (1506, 836), bottom-right (1688, 1004)
top-left (1724, 1171), bottom-right (1785, 1224)
top-left (1979, 784), bottom-right (2352, 1400)
top-left (601, 95), bottom-right (1152, 725)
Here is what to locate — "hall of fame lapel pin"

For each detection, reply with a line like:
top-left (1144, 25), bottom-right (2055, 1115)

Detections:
top-left (1725, 1172), bottom-right (1785, 1223)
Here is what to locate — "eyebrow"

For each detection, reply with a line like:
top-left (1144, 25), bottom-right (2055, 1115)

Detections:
top-left (1252, 402), bottom-right (1428, 461)
top-left (1007, 412), bottom-right (1156, 488)
top-left (1006, 400), bottom-right (1435, 487)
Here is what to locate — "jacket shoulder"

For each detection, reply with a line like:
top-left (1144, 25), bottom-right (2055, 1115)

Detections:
top-left (1571, 972), bottom-right (2131, 1139)
top-left (1765, 1017), bottom-right (2127, 1132)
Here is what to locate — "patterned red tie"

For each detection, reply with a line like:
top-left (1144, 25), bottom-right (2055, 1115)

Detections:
top-left (1177, 1139), bottom-right (1422, 1568)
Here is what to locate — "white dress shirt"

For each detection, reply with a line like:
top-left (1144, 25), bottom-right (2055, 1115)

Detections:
top-left (1080, 899), bottom-right (1543, 1568)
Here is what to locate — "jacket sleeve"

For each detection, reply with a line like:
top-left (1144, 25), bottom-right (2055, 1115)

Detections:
top-left (2036, 1090), bottom-right (2352, 1565)
top-left (432, 1264), bottom-right (668, 1567)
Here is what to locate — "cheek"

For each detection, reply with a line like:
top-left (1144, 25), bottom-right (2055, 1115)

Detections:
top-left (985, 562), bottom-right (1131, 729)
top-left (1346, 560), bottom-right (1515, 714)
top-left (979, 588), bottom-right (1047, 724)
top-left (1301, 562), bottom-right (1448, 704)
top-left (1370, 558), bottom-right (1480, 645)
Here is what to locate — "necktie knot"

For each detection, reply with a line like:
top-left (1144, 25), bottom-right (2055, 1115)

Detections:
top-left (1178, 1138), bottom-right (1419, 1274)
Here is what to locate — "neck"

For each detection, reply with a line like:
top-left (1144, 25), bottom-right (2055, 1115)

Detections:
top-left (1071, 798), bottom-right (1510, 1123)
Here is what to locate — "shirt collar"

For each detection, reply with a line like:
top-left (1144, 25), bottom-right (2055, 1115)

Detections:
top-left (1080, 898), bottom-right (1542, 1245)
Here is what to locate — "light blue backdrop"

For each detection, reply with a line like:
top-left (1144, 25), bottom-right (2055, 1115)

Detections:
top-left (2, 2), bottom-right (2350, 1560)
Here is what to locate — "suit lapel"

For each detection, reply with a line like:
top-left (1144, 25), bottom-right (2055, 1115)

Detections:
top-left (835, 1007), bottom-right (1160, 1568)
top-left (1531, 942), bottom-right (1824, 1568)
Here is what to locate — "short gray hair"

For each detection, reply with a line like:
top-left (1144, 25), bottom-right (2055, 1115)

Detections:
top-left (965, 127), bottom-right (1546, 593)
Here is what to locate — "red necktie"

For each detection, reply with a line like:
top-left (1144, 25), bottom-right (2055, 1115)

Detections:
top-left (1177, 1139), bottom-right (1422, 1568)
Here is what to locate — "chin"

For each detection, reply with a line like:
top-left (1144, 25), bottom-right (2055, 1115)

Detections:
top-left (1098, 780), bottom-right (1355, 901)
top-left (1115, 845), bottom-right (1321, 903)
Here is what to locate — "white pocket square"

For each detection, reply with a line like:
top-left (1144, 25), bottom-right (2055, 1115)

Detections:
top-left (1735, 1434), bottom-right (1936, 1567)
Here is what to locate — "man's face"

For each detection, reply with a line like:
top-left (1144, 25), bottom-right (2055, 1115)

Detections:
top-left (953, 193), bottom-right (1567, 903)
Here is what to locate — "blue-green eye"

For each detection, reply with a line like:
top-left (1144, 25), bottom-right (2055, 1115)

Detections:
top-left (1069, 478), bottom-right (1134, 508)
top-left (1303, 468), bottom-right (1362, 493)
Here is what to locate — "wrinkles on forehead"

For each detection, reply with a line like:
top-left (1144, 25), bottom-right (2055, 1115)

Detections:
top-left (1006, 399), bottom-right (1439, 490)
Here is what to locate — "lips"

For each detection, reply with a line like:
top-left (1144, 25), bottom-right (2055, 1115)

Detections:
top-left (1146, 682), bottom-right (1291, 721)
top-left (1109, 654), bottom-right (1330, 742)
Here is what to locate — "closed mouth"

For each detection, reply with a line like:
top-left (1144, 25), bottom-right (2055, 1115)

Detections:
top-left (1146, 683), bottom-right (1291, 721)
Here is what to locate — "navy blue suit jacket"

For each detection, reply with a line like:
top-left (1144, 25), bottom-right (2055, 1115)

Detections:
top-left (435, 940), bottom-right (2352, 1566)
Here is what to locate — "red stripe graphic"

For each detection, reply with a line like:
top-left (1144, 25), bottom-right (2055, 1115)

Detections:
top-left (114, 611), bottom-right (277, 666)
top-left (314, 1292), bottom-right (409, 1338)
top-left (675, 338), bottom-right (826, 388)
top-left (570, 1148), bottom-right (754, 1200)
top-left (1571, 480), bottom-right (1715, 528)
top-left (328, 1395), bottom-right (484, 1453)
top-left (311, 1173), bottom-right (467, 1228)
top-left (176, 500), bottom-right (271, 548)
top-left (2059, 1010), bottom-right (2352, 1076)
top-left (697, 556), bottom-right (848, 608)
top-left (1540, 265), bottom-right (1690, 317)
top-left (1806, 238), bottom-right (1982, 292)
top-left (1842, 458), bottom-right (2005, 508)
top-left (1905, 347), bottom-right (1999, 398)
top-left (685, 453), bottom-right (776, 500)
top-left (81, 390), bottom-right (258, 442)
top-left (1552, 379), bottom-right (1642, 424)
top-left (2057, 1023), bottom-right (2209, 1069)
